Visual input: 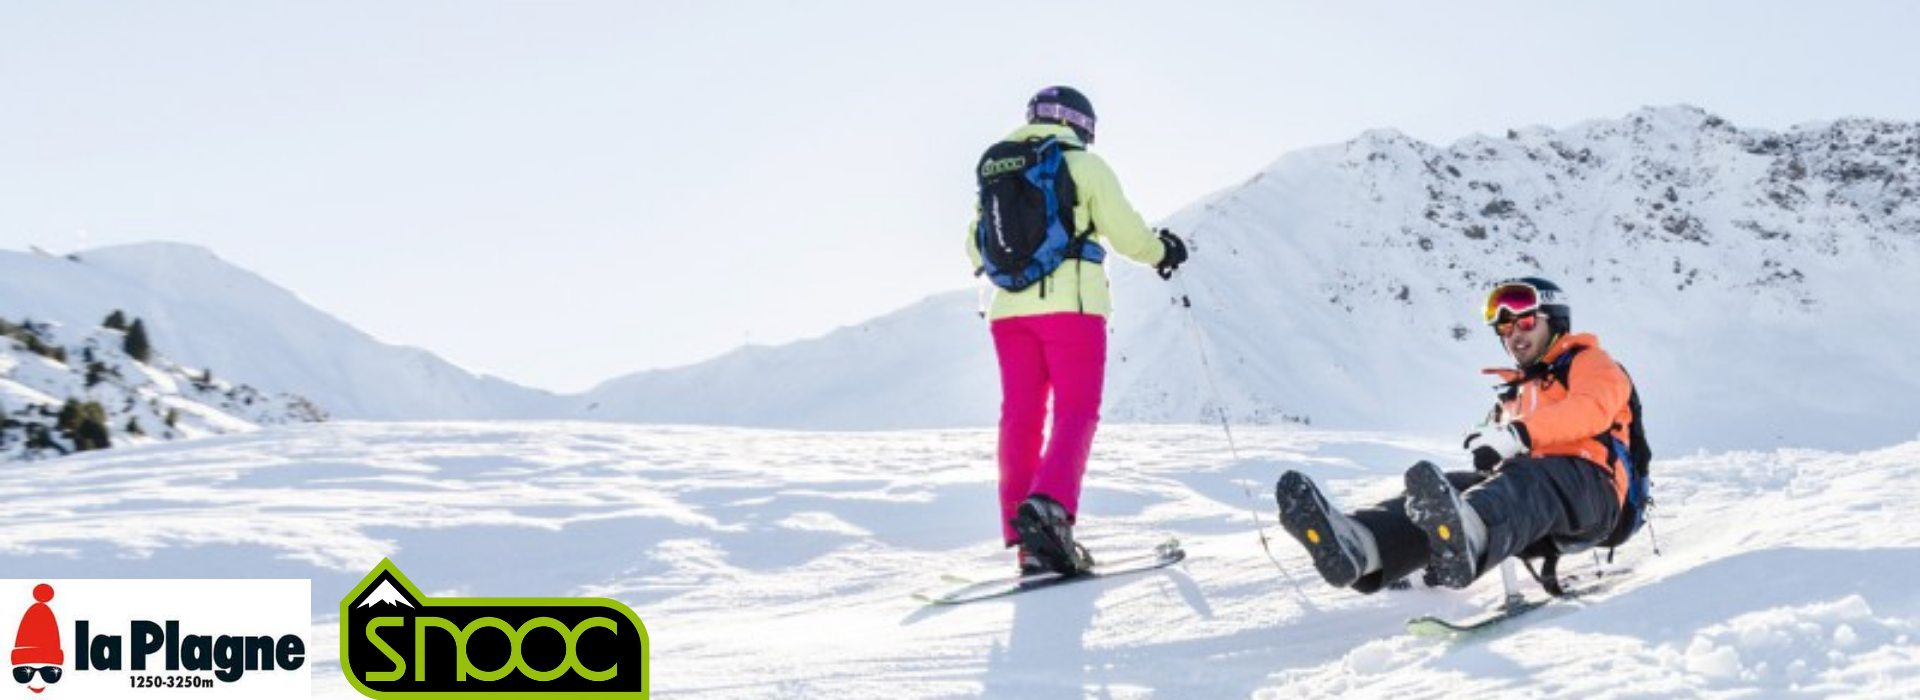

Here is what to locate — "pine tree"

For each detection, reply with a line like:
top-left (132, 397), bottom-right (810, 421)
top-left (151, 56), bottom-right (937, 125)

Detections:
top-left (56, 399), bottom-right (81, 433)
top-left (55, 399), bottom-right (113, 452)
top-left (76, 401), bottom-right (111, 451)
top-left (103, 310), bottom-right (129, 331)
top-left (4, 319), bottom-right (67, 363)
top-left (124, 319), bottom-right (154, 363)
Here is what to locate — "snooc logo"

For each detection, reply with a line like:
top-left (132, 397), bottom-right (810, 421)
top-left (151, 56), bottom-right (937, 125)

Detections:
top-left (339, 559), bottom-right (649, 698)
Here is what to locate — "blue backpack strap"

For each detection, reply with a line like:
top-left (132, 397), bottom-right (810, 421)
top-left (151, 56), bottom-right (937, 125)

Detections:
top-left (1038, 138), bottom-right (1104, 266)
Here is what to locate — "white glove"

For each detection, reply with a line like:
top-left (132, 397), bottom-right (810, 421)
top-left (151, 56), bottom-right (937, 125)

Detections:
top-left (1464, 423), bottom-right (1528, 470)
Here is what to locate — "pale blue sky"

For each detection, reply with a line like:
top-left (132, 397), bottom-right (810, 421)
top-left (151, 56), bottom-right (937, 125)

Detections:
top-left (5, 2), bottom-right (1916, 392)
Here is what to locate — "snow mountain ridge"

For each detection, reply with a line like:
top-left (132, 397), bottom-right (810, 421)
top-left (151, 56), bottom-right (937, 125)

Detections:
top-left (6, 105), bottom-right (1917, 454)
top-left (0, 243), bottom-right (566, 424)
top-left (590, 104), bottom-right (1920, 452)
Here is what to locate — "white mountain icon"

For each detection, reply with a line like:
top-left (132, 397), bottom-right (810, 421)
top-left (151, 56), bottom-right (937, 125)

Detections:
top-left (356, 579), bottom-right (415, 608)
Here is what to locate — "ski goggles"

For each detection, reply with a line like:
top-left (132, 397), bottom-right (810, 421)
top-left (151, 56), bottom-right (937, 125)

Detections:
top-left (1028, 102), bottom-right (1096, 142)
top-left (1483, 282), bottom-right (1545, 326)
top-left (12, 666), bottom-right (62, 684)
top-left (1493, 312), bottom-right (1544, 337)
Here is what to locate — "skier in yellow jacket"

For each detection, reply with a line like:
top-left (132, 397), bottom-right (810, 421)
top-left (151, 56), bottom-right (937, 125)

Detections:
top-left (968, 86), bottom-right (1188, 574)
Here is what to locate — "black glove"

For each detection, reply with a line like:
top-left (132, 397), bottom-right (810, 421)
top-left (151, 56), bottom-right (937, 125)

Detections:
top-left (1155, 229), bottom-right (1188, 280)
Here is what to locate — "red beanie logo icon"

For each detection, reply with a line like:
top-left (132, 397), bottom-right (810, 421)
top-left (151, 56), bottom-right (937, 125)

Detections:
top-left (10, 584), bottom-right (63, 695)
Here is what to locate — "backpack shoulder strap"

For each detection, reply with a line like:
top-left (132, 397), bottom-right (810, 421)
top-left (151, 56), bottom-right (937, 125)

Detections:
top-left (1533, 345), bottom-right (1631, 469)
top-left (1038, 138), bottom-right (1097, 246)
top-left (1545, 345), bottom-right (1583, 388)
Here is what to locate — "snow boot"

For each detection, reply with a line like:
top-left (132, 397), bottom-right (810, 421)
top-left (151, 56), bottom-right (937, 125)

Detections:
top-left (1011, 494), bottom-right (1094, 575)
top-left (1275, 470), bottom-right (1380, 588)
top-left (1404, 460), bottom-right (1488, 589)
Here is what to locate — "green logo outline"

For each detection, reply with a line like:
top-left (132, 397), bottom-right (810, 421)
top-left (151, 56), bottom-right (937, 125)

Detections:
top-left (338, 558), bottom-right (649, 699)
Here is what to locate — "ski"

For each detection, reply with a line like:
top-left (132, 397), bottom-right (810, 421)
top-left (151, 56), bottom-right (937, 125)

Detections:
top-left (914, 538), bottom-right (1186, 606)
top-left (1406, 596), bottom-right (1549, 636)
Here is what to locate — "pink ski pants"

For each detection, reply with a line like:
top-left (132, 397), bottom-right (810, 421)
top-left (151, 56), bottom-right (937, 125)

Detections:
top-left (991, 312), bottom-right (1106, 545)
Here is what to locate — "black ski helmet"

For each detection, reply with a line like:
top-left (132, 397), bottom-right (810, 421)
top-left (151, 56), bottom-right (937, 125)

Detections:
top-left (1026, 86), bottom-right (1096, 144)
top-left (1485, 277), bottom-right (1572, 335)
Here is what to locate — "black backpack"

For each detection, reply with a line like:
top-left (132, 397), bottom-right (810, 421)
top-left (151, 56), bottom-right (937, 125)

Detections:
top-left (973, 136), bottom-right (1104, 291)
top-left (1599, 379), bottom-right (1652, 548)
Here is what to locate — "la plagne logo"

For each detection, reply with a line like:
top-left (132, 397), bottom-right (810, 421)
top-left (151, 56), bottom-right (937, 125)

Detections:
top-left (339, 559), bottom-right (649, 698)
top-left (5, 579), bottom-right (309, 698)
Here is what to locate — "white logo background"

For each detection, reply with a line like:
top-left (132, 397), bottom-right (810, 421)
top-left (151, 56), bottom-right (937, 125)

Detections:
top-left (2, 580), bottom-right (309, 700)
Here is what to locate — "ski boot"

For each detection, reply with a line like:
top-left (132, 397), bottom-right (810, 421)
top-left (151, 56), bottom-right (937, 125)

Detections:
top-left (1404, 460), bottom-right (1487, 589)
top-left (1275, 470), bottom-right (1377, 588)
top-left (1011, 494), bottom-right (1094, 575)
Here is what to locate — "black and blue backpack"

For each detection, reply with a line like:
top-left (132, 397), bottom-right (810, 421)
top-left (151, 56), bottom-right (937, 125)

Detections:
top-left (973, 136), bottom-right (1104, 292)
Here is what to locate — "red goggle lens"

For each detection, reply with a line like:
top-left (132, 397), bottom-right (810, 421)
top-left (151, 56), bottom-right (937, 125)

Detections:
top-left (1484, 284), bottom-right (1541, 324)
top-left (1495, 313), bottom-right (1542, 337)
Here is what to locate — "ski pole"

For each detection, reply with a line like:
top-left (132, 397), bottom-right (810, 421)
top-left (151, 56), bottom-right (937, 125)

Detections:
top-left (1169, 270), bottom-right (1301, 586)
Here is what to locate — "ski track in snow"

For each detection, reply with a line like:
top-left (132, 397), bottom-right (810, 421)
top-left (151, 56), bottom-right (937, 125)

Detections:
top-left (1, 422), bottom-right (1915, 698)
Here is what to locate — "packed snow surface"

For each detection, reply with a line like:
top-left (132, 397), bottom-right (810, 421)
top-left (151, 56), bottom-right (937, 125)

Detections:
top-left (3, 422), bottom-right (1913, 698)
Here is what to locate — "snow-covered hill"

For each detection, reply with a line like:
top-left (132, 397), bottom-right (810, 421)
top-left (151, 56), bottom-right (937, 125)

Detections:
top-left (586, 106), bottom-right (1920, 452)
top-left (579, 292), bottom-right (996, 429)
top-left (1, 313), bottom-right (324, 459)
top-left (0, 244), bottom-right (564, 421)
top-left (1, 422), bottom-right (1912, 698)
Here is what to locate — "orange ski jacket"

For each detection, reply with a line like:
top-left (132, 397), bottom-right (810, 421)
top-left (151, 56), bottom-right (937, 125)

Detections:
top-left (1481, 332), bottom-right (1634, 506)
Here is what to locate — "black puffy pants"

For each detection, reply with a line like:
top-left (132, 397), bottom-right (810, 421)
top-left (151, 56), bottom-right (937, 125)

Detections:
top-left (1345, 456), bottom-right (1620, 594)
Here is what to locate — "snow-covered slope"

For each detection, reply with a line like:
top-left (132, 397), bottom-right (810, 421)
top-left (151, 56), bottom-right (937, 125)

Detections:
top-left (1, 422), bottom-right (1912, 698)
top-left (586, 106), bottom-right (1920, 452)
top-left (0, 244), bottom-right (563, 421)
